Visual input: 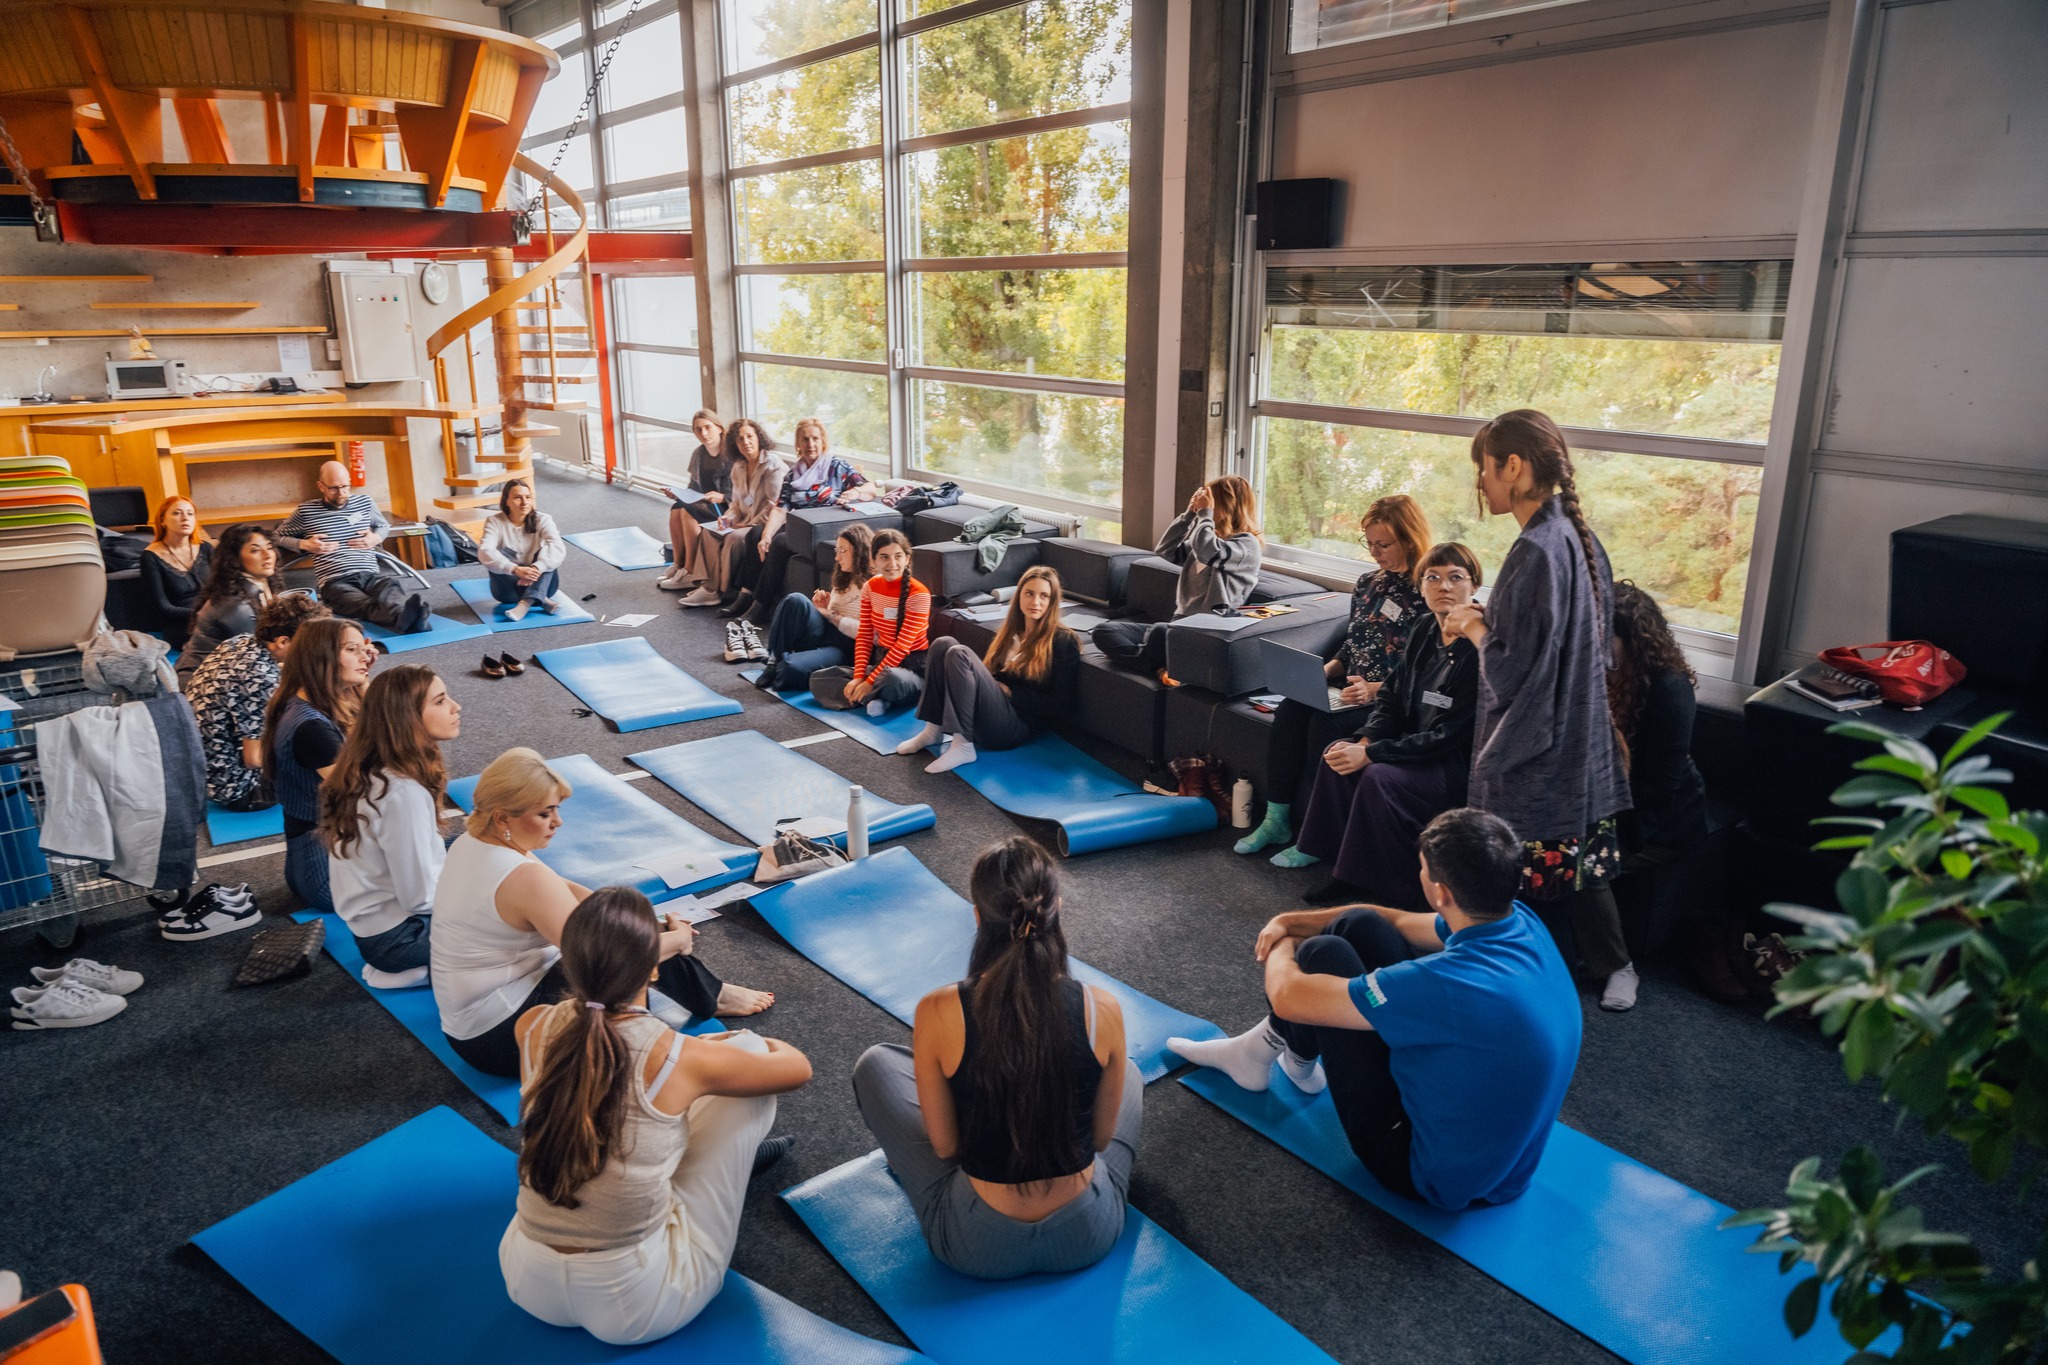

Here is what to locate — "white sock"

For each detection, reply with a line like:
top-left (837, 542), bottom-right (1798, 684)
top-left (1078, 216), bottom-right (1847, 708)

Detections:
top-left (362, 964), bottom-right (429, 990)
top-left (1168, 1019), bottom-right (1285, 1091)
top-left (542, 594), bottom-right (567, 615)
top-left (504, 600), bottom-right (531, 621)
top-left (896, 723), bottom-right (943, 755)
top-left (1276, 1050), bottom-right (1327, 1094)
top-left (866, 699), bottom-right (887, 717)
top-left (1600, 962), bottom-right (1641, 1012)
top-left (924, 739), bottom-right (977, 774)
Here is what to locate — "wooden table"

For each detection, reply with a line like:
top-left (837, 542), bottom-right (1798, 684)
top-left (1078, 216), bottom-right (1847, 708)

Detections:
top-left (2, 393), bottom-right (334, 487)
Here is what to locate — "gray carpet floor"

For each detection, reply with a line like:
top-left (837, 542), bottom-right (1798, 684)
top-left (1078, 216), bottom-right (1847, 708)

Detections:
top-left (0, 461), bottom-right (2033, 1363)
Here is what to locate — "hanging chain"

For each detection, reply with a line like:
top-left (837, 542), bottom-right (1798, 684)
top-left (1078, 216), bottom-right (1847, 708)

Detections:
top-left (515, 0), bottom-right (646, 238)
top-left (0, 112), bottom-right (58, 241)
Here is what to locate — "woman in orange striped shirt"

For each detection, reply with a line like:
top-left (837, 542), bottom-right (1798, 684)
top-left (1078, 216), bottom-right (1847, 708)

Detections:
top-left (814, 529), bottom-right (930, 717)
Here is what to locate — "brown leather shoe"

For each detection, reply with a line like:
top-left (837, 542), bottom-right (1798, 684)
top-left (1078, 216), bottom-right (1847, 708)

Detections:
top-left (481, 655), bottom-right (505, 679)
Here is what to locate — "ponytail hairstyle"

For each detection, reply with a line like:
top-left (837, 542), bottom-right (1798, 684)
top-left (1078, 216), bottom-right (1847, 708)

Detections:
top-left (869, 526), bottom-right (916, 632)
top-left (1206, 474), bottom-right (1262, 541)
top-left (260, 615), bottom-right (366, 775)
top-left (984, 564), bottom-right (1069, 684)
top-left (1608, 580), bottom-right (1694, 755)
top-left (518, 888), bottom-right (663, 1208)
top-left (498, 478), bottom-right (539, 535)
top-left (1361, 494), bottom-right (1431, 586)
top-left (320, 664), bottom-right (448, 859)
top-left (1470, 408), bottom-right (1605, 614)
top-left (830, 522), bottom-right (875, 595)
top-left (963, 836), bottom-right (1084, 1190)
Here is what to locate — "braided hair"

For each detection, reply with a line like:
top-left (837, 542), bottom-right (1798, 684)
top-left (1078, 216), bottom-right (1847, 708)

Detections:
top-left (1470, 409), bottom-right (1606, 616)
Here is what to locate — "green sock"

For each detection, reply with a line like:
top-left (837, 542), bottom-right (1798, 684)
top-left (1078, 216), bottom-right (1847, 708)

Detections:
top-left (1269, 844), bottom-right (1320, 869)
top-left (1234, 802), bottom-right (1292, 854)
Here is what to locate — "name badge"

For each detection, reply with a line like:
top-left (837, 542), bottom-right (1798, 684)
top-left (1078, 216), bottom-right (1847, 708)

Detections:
top-left (1378, 597), bottom-right (1404, 621)
top-left (1421, 689), bottom-right (1453, 709)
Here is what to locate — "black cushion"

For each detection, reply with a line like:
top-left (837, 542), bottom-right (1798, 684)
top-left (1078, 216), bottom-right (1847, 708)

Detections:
top-left (89, 485), bottom-right (151, 529)
top-left (1122, 557), bottom-right (1182, 622)
top-left (1249, 568), bottom-right (1323, 602)
top-left (101, 568), bottom-right (153, 634)
top-left (930, 607), bottom-right (999, 654)
top-left (1163, 595), bottom-right (1351, 697)
top-left (912, 538), bottom-right (1045, 603)
top-left (1691, 673), bottom-right (1753, 802)
top-left (1037, 538), bottom-right (1152, 606)
top-left (782, 505), bottom-right (906, 556)
top-left (1074, 651), bottom-right (1169, 762)
top-left (908, 503), bottom-right (1061, 546)
top-left (784, 556), bottom-right (817, 598)
top-left (1934, 707), bottom-right (2048, 813)
top-left (1890, 514), bottom-right (2048, 699)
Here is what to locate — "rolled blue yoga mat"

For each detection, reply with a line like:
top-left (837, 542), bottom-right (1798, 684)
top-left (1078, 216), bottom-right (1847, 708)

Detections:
top-left (537, 636), bottom-right (743, 732)
top-left (450, 576), bottom-right (596, 631)
top-left (784, 1150), bottom-right (1335, 1365)
top-left (1180, 1068), bottom-right (1852, 1365)
top-left (194, 1107), bottom-right (929, 1365)
top-left (448, 753), bottom-right (756, 903)
top-left (946, 733), bottom-right (1217, 856)
top-left (360, 612), bottom-right (493, 654)
top-left (740, 667), bottom-right (930, 754)
top-left (205, 800), bottom-right (284, 847)
top-left (628, 729), bottom-right (936, 848)
top-left (564, 525), bottom-right (669, 571)
top-left (747, 847), bottom-right (1222, 1083)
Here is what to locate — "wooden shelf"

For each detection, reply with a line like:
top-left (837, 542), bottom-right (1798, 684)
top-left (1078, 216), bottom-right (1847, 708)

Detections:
top-left (0, 275), bottom-right (153, 284)
top-left (87, 302), bottom-right (260, 311)
top-left (194, 501), bottom-right (306, 523)
top-left (0, 305), bottom-right (17, 311)
top-left (180, 447), bottom-right (336, 465)
top-left (0, 326), bottom-right (328, 340)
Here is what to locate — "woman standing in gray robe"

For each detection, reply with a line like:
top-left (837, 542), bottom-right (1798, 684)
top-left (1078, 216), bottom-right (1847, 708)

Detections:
top-left (1446, 409), bottom-right (1638, 1012)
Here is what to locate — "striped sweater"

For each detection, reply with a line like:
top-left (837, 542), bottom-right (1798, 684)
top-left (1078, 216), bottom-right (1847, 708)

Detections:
top-left (852, 574), bottom-right (931, 680)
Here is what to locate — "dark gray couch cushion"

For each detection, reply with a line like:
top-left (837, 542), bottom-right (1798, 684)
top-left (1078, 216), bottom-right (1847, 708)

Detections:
top-left (1250, 568), bottom-right (1323, 602)
top-left (912, 538), bottom-right (1045, 603)
top-left (1163, 687), bottom-right (1351, 805)
top-left (1075, 651), bottom-right (1169, 762)
top-left (909, 503), bottom-right (1059, 546)
top-left (783, 505), bottom-right (906, 556)
top-left (1037, 539), bottom-right (1152, 606)
top-left (1163, 594), bottom-right (1351, 696)
top-left (1122, 557), bottom-right (1182, 622)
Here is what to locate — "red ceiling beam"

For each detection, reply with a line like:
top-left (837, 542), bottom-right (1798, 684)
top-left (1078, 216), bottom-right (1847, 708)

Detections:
top-left (55, 203), bottom-right (521, 253)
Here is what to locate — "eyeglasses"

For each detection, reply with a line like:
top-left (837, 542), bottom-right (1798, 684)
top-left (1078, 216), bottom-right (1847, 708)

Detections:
top-left (318, 482), bottom-right (350, 493)
top-left (1420, 571), bottom-right (1472, 586)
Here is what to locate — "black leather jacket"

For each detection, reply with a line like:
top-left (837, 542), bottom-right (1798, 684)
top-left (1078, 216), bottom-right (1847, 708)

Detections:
top-left (1355, 624), bottom-right (1480, 804)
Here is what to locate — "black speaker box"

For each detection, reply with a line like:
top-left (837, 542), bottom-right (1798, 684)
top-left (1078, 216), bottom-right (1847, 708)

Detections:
top-left (1889, 514), bottom-right (2048, 699)
top-left (1255, 178), bottom-right (1341, 251)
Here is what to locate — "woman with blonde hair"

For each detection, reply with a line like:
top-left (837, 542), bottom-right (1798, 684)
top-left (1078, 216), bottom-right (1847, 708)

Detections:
top-left (737, 416), bottom-right (879, 627)
top-left (260, 615), bottom-right (373, 917)
top-left (431, 748), bottom-right (776, 1077)
top-left (1237, 493), bottom-right (1433, 855)
top-left (138, 494), bottom-right (213, 648)
top-left (679, 419), bottom-right (785, 610)
top-left (657, 410), bottom-right (731, 592)
top-left (1092, 474), bottom-right (1264, 685)
top-left (895, 565), bottom-right (1081, 774)
top-left (323, 664), bottom-right (462, 988)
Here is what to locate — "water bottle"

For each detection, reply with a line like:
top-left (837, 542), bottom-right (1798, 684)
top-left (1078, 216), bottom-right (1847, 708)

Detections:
top-left (1231, 778), bottom-right (1254, 828)
top-left (846, 784), bottom-right (870, 860)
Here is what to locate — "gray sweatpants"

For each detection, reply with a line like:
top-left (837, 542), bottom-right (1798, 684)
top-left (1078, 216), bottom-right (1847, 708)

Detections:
top-left (915, 636), bottom-right (1034, 749)
top-left (851, 1042), bottom-right (1143, 1280)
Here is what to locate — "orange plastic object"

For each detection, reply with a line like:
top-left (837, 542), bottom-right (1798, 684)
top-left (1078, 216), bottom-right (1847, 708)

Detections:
top-left (1, 1284), bottom-right (103, 1365)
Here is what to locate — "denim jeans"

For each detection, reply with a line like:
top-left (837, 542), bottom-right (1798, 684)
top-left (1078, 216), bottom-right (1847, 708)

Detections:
top-left (490, 569), bottom-right (559, 605)
top-left (762, 593), bottom-right (853, 691)
top-left (354, 914), bottom-right (431, 972)
top-left (284, 829), bottom-right (332, 915)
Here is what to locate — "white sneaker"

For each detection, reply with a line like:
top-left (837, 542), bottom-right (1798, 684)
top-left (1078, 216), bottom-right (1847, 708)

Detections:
top-left (723, 620), bottom-right (750, 662)
top-left (657, 570), bottom-right (696, 591)
top-left (11, 979), bottom-right (126, 1029)
top-left (681, 587), bottom-right (722, 608)
top-left (362, 964), bottom-right (429, 990)
top-left (158, 884), bottom-right (252, 930)
top-left (32, 958), bottom-right (142, 995)
top-left (161, 892), bottom-right (261, 941)
top-left (739, 623), bottom-right (769, 662)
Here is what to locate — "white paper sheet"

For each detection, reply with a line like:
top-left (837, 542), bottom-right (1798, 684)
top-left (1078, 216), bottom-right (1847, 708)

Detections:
top-left (636, 851), bottom-right (724, 890)
top-left (605, 613), bottom-right (657, 628)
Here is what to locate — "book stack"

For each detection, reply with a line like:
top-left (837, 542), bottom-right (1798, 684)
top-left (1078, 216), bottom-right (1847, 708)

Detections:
top-left (1781, 661), bottom-right (1884, 712)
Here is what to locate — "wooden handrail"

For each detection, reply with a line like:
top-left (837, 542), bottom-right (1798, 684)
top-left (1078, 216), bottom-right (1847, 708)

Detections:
top-left (424, 153), bottom-right (587, 358)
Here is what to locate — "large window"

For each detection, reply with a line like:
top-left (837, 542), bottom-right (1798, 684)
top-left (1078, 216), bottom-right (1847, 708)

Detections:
top-left (1253, 262), bottom-right (1787, 637)
top-left (727, 0), bottom-right (1133, 521)
top-left (1287, 0), bottom-right (1592, 53)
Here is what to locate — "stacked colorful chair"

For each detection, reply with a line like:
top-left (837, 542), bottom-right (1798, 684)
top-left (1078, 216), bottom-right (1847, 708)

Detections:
top-left (0, 455), bottom-right (105, 661)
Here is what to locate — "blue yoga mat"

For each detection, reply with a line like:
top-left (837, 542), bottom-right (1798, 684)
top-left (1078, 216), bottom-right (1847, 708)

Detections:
top-left (450, 576), bottom-right (597, 631)
top-left (195, 1107), bottom-right (928, 1365)
top-left (360, 612), bottom-right (494, 654)
top-left (947, 733), bottom-right (1216, 856)
top-left (747, 847), bottom-right (1221, 1083)
top-left (565, 525), bottom-right (669, 571)
top-left (785, 1150), bottom-right (1332, 1365)
top-left (448, 753), bottom-right (755, 903)
top-left (741, 668), bottom-right (930, 754)
top-left (629, 730), bottom-right (936, 849)
top-left (1181, 1069), bottom-right (1845, 1365)
top-left (539, 636), bottom-right (743, 732)
top-left (205, 800), bottom-right (283, 846)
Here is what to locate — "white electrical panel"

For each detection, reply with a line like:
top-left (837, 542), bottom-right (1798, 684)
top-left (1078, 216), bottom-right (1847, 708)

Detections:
top-left (328, 269), bottom-right (420, 384)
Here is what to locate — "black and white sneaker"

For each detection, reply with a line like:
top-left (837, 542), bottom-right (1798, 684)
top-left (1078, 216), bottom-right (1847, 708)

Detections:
top-left (161, 886), bottom-right (262, 941)
top-left (738, 622), bottom-right (769, 662)
top-left (157, 882), bottom-right (252, 930)
top-left (723, 620), bottom-right (751, 663)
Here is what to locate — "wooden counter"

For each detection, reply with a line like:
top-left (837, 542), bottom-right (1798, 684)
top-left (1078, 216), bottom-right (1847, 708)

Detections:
top-left (4, 392), bottom-right (334, 490)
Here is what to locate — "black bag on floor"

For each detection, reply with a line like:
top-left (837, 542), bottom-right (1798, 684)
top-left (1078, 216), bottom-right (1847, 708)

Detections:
top-left (234, 918), bottom-right (323, 987)
top-left (428, 517), bottom-right (481, 565)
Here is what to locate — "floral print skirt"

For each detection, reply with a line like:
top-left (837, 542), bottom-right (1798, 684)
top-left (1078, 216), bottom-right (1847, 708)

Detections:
top-left (1519, 815), bottom-right (1622, 902)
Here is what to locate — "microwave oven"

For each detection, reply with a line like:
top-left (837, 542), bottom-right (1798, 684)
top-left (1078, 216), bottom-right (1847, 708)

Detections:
top-left (105, 359), bottom-right (189, 399)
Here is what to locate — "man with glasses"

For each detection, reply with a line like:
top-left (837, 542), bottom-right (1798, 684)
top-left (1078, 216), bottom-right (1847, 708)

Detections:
top-left (273, 460), bottom-right (430, 634)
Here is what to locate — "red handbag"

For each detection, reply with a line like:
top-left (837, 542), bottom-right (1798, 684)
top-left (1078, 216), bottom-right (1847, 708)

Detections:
top-left (1818, 641), bottom-right (1967, 708)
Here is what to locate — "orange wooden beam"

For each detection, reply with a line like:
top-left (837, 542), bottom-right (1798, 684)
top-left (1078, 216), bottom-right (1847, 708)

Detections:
top-left (286, 16), bottom-right (315, 202)
top-left (315, 105), bottom-right (349, 169)
top-left (172, 98), bottom-right (235, 165)
top-left (393, 38), bottom-right (484, 210)
top-left (450, 61), bottom-right (545, 210)
top-left (60, 5), bottom-right (161, 199)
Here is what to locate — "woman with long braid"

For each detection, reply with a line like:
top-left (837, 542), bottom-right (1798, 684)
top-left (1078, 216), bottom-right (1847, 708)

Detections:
top-left (851, 836), bottom-right (1141, 1279)
top-left (1445, 410), bottom-right (1637, 1011)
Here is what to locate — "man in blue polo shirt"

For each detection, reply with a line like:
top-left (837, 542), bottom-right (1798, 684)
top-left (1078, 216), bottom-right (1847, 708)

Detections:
top-left (1171, 807), bottom-right (1580, 1209)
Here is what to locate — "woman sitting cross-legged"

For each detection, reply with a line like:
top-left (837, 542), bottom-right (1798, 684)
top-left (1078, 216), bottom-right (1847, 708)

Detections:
top-left (1093, 475), bottom-right (1262, 686)
top-left (261, 615), bottom-right (373, 917)
top-left (137, 494), bottom-right (213, 649)
top-left (431, 748), bottom-right (775, 1078)
top-left (478, 478), bottom-right (569, 622)
top-left (186, 593), bottom-right (330, 813)
top-left (501, 888), bottom-right (810, 1347)
top-left (177, 522), bottom-right (282, 681)
top-left (895, 564), bottom-right (1080, 775)
top-left (808, 528), bottom-right (929, 717)
top-left (656, 410), bottom-right (730, 592)
top-left (322, 664), bottom-right (463, 990)
top-left (852, 836), bottom-right (1141, 1280)
top-left (753, 523), bottom-right (873, 693)
top-left (1272, 542), bottom-right (1484, 909)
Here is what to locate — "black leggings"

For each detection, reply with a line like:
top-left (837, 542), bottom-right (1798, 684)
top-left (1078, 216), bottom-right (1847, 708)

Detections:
top-left (1265, 909), bottom-right (1421, 1199)
top-left (446, 951), bottom-right (725, 1078)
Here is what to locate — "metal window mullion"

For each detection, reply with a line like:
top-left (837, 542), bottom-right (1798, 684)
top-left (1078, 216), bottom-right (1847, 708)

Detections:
top-left (727, 143), bottom-right (884, 180)
top-left (603, 169), bottom-right (693, 199)
top-left (895, 0), bottom-right (1034, 41)
top-left (880, 0), bottom-right (909, 483)
top-left (596, 88), bottom-right (692, 129)
top-left (616, 342), bottom-right (702, 357)
top-left (588, 0), bottom-right (679, 49)
top-left (722, 27), bottom-right (885, 89)
top-left (901, 467), bottom-right (1118, 524)
top-left (733, 259), bottom-right (886, 275)
top-left (902, 252), bottom-right (1127, 271)
top-left (901, 365), bottom-right (1124, 400)
top-left (1249, 400), bottom-right (1767, 466)
top-left (620, 411), bottom-right (703, 433)
top-left (738, 351), bottom-right (890, 377)
top-left (577, 0), bottom-right (613, 229)
top-left (897, 102), bottom-right (1130, 155)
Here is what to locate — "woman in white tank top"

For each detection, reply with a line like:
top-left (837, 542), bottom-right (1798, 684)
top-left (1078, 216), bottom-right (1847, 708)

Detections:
top-left (500, 889), bottom-right (812, 1346)
top-left (431, 748), bottom-right (777, 1077)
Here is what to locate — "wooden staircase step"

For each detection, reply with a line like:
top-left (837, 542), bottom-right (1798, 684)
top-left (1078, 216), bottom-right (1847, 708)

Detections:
top-left (517, 348), bottom-right (598, 358)
top-left (514, 399), bottom-right (589, 411)
top-left (433, 491), bottom-right (517, 511)
top-left (514, 373), bottom-right (597, 383)
top-left (509, 325), bottom-right (590, 335)
top-left (503, 422), bottom-right (561, 438)
top-left (446, 466), bottom-right (533, 488)
top-left (475, 449), bottom-right (538, 462)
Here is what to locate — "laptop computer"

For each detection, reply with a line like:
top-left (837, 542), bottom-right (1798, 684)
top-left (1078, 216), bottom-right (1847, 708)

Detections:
top-left (1259, 639), bottom-right (1363, 713)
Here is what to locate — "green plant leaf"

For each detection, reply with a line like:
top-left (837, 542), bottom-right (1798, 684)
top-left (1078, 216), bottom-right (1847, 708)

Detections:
top-left (1783, 1275), bottom-right (1821, 1339)
top-left (1844, 1005), bottom-right (1897, 1082)
top-left (1941, 848), bottom-right (1975, 881)
top-left (1815, 836), bottom-right (1876, 852)
top-left (1950, 785), bottom-right (2013, 821)
top-left (1829, 719), bottom-right (1903, 745)
top-left (1833, 775), bottom-right (1921, 808)
top-left (1883, 737), bottom-right (1941, 773)
top-left (1840, 1145), bottom-right (1884, 1208)
top-left (1988, 820), bottom-right (2040, 857)
top-left (1836, 867), bottom-right (1890, 924)
top-left (1941, 710), bottom-right (2011, 768)
top-left (1856, 753), bottom-right (1932, 781)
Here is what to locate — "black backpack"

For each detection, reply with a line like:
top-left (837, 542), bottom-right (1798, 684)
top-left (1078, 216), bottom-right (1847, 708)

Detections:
top-left (891, 481), bottom-right (962, 517)
top-left (427, 517), bottom-right (481, 565)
